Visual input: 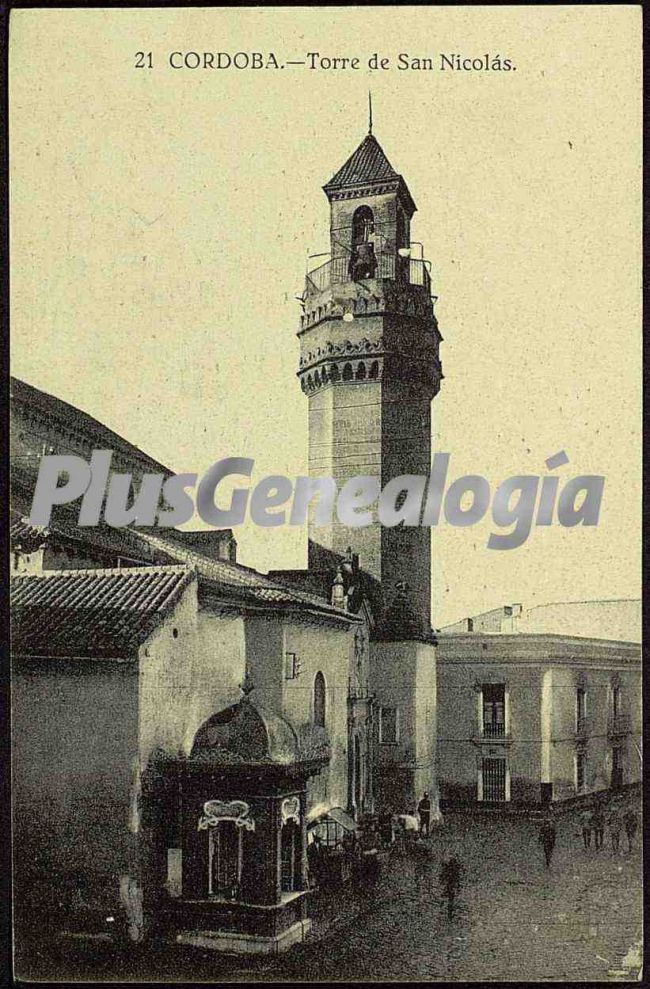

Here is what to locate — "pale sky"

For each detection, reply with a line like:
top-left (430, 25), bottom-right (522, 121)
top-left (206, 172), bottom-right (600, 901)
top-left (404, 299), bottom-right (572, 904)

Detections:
top-left (10, 6), bottom-right (642, 626)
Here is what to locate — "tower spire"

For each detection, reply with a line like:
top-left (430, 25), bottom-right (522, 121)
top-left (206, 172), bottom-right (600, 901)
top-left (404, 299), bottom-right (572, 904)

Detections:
top-left (368, 91), bottom-right (373, 135)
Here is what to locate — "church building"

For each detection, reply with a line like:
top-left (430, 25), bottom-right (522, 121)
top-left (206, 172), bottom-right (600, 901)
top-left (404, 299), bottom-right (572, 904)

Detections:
top-left (11, 122), bottom-right (443, 954)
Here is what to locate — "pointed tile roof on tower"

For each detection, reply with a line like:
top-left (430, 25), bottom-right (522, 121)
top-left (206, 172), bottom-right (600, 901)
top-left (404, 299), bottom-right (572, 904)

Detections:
top-left (324, 133), bottom-right (400, 191)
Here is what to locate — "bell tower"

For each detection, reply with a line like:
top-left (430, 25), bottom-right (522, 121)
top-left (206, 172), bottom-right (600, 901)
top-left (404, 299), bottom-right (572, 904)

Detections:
top-left (297, 122), bottom-right (443, 628)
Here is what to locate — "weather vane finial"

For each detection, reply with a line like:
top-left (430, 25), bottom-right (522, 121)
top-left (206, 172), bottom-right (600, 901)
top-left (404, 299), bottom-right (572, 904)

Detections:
top-left (368, 91), bottom-right (373, 135)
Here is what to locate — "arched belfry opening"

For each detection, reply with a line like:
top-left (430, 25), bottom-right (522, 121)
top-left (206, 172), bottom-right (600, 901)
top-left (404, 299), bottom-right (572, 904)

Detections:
top-left (352, 204), bottom-right (374, 245)
top-left (349, 205), bottom-right (377, 280)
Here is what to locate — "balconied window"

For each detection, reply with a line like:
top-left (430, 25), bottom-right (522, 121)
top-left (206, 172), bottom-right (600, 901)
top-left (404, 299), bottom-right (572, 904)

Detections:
top-left (608, 682), bottom-right (630, 736)
top-left (576, 750), bottom-right (587, 793)
top-left (482, 684), bottom-right (506, 738)
top-left (607, 684), bottom-right (630, 735)
top-left (611, 745), bottom-right (624, 789)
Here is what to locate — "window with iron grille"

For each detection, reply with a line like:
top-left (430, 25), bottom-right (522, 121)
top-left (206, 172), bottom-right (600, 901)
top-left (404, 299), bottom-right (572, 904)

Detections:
top-left (611, 745), bottom-right (624, 788)
top-left (310, 819), bottom-right (344, 848)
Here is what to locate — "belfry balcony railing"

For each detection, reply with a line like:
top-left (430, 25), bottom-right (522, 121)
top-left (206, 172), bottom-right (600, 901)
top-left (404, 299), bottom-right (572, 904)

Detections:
top-left (305, 252), bottom-right (432, 297)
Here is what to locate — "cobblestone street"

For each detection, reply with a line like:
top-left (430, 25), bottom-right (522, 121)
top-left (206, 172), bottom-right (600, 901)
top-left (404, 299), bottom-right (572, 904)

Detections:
top-left (271, 808), bottom-right (642, 983)
top-left (237, 805), bottom-right (643, 983)
top-left (25, 804), bottom-right (642, 983)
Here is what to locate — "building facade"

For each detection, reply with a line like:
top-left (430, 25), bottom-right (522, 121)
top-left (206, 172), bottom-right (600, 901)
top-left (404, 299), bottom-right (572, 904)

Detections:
top-left (11, 552), bottom-right (362, 952)
top-left (11, 122), bottom-right (446, 954)
top-left (437, 603), bottom-right (642, 808)
top-left (10, 375), bottom-right (373, 953)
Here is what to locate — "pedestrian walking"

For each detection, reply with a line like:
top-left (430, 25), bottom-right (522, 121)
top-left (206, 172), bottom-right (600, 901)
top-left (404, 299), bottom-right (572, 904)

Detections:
top-left (623, 807), bottom-right (638, 854)
top-left (539, 815), bottom-right (557, 868)
top-left (592, 804), bottom-right (605, 850)
top-left (307, 834), bottom-right (323, 888)
top-left (418, 792), bottom-right (432, 836)
top-left (579, 806), bottom-right (592, 850)
top-left (439, 855), bottom-right (462, 919)
top-left (608, 805), bottom-right (622, 855)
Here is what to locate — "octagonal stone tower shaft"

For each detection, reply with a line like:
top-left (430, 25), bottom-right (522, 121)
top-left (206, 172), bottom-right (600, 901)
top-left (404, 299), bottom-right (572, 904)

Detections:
top-left (297, 130), bottom-right (443, 626)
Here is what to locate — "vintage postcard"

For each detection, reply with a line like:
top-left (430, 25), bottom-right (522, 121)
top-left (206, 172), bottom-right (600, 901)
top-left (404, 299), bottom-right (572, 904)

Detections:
top-left (8, 4), bottom-right (642, 982)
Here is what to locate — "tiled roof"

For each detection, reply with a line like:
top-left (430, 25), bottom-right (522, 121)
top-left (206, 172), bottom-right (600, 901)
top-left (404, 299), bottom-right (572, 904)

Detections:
top-left (10, 516), bottom-right (49, 554)
top-left (266, 568), bottom-right (332, 601)
top-left (324, 134), bottom-right (400, 191)
top-left (11, 566), bottom-right (194, 659)
top-left (9, 505), bottom-right (356, 624)
top-left (132, 530), bottom-right (358, 622)
top-left (9, 504), bottom-right (163, 567)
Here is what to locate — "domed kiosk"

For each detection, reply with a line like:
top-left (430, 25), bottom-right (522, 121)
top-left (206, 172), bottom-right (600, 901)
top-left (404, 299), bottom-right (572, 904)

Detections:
top-left (174, 683), bottom-right (329, 954)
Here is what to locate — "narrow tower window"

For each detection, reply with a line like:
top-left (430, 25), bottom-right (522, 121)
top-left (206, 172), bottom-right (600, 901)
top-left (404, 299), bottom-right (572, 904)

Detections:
top-left (314, 672), bottom-right (326, 727)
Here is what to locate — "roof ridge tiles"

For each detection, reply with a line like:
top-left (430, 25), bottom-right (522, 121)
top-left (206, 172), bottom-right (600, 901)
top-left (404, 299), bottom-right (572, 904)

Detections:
top-left (10, 563), bottom-right (192, 579)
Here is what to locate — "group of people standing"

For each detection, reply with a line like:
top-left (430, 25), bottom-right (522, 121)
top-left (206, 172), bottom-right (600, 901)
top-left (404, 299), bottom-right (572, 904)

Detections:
top-left (580, 801), bottom-right (637, 855)
top-left (539, 798), bottom-right (639, 868)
